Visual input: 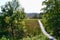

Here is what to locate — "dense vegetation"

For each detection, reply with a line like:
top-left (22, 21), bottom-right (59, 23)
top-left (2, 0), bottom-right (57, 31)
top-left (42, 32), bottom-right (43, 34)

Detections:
top-left (0, 0), bottom-right (25, 40)
top-left (0, 0), bottom-right (60, 40)
top-left (0, 0), bottom-right (43, 40)
top-left (42, 0), bottom-right (60, 40)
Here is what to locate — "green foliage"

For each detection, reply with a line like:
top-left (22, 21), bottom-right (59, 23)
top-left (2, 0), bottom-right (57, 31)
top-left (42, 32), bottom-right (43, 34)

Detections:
top-left (0, 36), bottom-right (9, 40)
top-left (42, 0), bottom-right (60, 39)
top-left (0, 0), bottom-right (26, 40)
top-left (20, 34), bottom-right (49, 40)
top-left (24, 19), bottom-right (41, 37)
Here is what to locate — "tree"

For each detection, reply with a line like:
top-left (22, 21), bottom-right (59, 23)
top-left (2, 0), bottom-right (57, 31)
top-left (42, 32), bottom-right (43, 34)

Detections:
top-left (42, 0), bottom-right (60, 39)
top-left (0, 0), bottom-right (25, 40)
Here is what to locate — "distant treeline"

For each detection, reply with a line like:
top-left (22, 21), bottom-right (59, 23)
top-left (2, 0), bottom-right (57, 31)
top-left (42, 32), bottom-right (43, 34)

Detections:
top-left (26, 13), bottom-right (43, 19)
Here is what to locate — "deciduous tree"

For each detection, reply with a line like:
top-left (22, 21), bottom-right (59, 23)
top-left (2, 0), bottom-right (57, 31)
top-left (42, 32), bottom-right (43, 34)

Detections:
top-left (42, 0), bottom-right (60, 39)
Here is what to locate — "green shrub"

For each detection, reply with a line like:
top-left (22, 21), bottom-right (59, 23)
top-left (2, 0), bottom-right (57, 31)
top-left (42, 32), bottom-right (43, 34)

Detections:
top-left (0, 36), bottom-right (9, 40)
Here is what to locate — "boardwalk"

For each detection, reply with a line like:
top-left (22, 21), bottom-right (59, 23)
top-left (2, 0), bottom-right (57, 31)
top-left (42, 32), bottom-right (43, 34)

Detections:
top-left (38, 20), bottom-right (56, 40)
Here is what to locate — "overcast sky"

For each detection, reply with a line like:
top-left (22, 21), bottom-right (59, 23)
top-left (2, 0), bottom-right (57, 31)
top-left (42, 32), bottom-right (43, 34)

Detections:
top-left (0, 0), bottom-right (45, 13)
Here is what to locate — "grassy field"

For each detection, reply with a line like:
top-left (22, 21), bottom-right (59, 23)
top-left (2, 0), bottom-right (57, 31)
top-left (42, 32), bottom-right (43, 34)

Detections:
top-left (24, 19), bottom-right (41, 35)
top-left (21, 19), bottom-right (49, 40)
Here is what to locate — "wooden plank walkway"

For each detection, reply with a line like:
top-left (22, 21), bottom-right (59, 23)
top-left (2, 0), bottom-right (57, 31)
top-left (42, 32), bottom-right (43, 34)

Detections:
top-left (38, 20), bottom-right (56, 40)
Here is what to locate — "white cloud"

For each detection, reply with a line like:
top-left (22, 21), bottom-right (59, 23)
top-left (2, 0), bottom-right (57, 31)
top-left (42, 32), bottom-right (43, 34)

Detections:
top-left (0, 0), bottom-right (12, 6)
top-left (19, 0), bottom-right (45, 13)
top-left (0, 0), bottom-right (45, 13)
